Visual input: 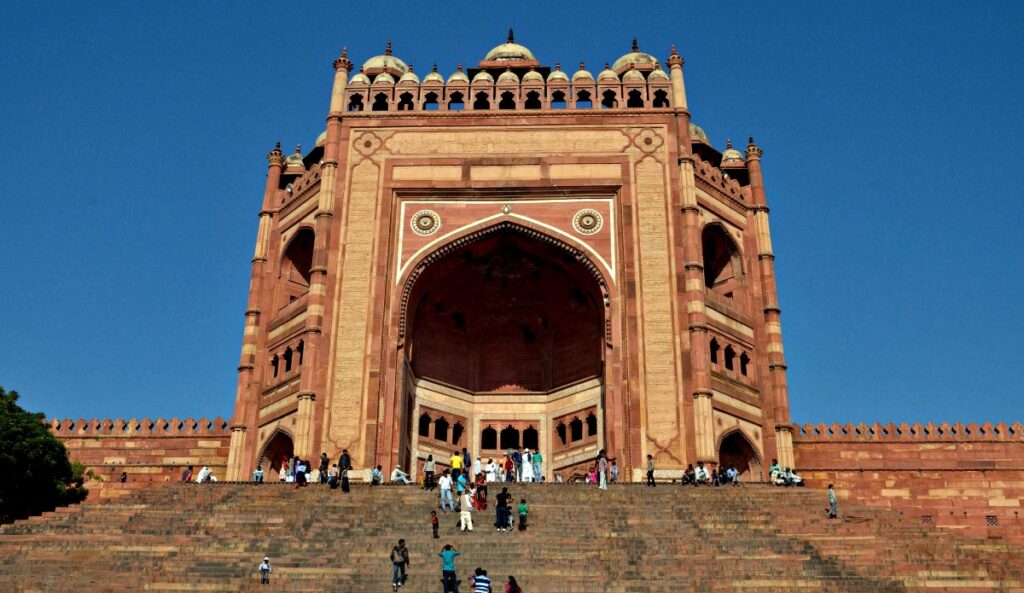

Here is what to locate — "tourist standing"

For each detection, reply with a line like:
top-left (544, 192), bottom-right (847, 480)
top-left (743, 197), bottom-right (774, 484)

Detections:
top-left (474, 457), bottom-right (482, 480)
top-left (459, 489), bottom-right (474, 531)
top-left (257, 556), bottom-right (272, 585)
top-left (485, 458), bottom-right (497, 483)
top-left (505, 576), bottom-right (522, 593)
top-left (294, 459), bottom-right (307, 488)
top-left (328, 464), bottom-right (340, 489)
top-left (609, 460), bottom-right (619, 483)
top-left (495, 487), bottom-right (511, 532)
top-left (438, 544), bottom-right (461, 593)
top-left (439, 470), bottom-right (455, 512)
top-left (390, 538), bottom-right (410, 591)
top-left (341, 464), bottom-right (350, 493)
top-left (319, 453), bottom-right (330, 483)
top-left (517, 498), bottom-right (528, 531)
top-left (451, 450), bottom-right (464, 481)
top-left (531, 449), bottom-right (542, 482)
top-left (431, 510), bottom-right (440, 539)
top-left (521, 451), bottom-right (535, 482)
top-left (181, 465), bottom-right (193, 483)
top-left (597, 451), bottom-right (608, 490)
top-left (424, 455), bottom-right (436, 490)
top-left (827, 484), bottom-right (839, 519)
top-left (339, 449), bottom-right (352, 474)
top-left (512, 449), bottom-right (523, 482)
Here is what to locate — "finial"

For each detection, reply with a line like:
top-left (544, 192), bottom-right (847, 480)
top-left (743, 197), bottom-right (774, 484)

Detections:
top-left (294, 145), bottom-right (302, 157)
top-left (632, 37), bottom-right (639, 52)
top-left (333, 47), bottom-right (353, 72)
top-left (726, 138), bottom-right (733, 149)
top-left (667, 44), bottom-right (684, 68)
top-left (745, 136), bottom-right (762, 158)
top-left (385, 41), bottom-right (392, 56)
top-left (748, 136), bottom-right (755, 146)
top-left (670, 44), bottom-right (678, 56)
top-left (579, 62), bottom-right (586, 71)
top-left (555, 62), bottom-right (561, 71)
top-left (274, 140), bottom-right (281, 151)
top-left (432, 63), bottom-right (438, 73)
top-left (408, 63), bottom-right (414, 72)
top-left (267, 140), bottom-right (284, 163)
top-left (457, 63), bottom-right (463, 72)
top-left (508, 28), bottom-right (515, 43)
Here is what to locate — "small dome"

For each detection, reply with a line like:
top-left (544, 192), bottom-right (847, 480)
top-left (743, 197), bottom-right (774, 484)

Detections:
top-left (362, 42), bottom-right (408, 77)
top-left (689, 122), bottom-right (710, 145)
top-left (447, 65), bottom-right (469, 84)
top-left (315, 130), bottom-right (327, 147)
top-left (598, 64), bottom-right (618, 81)
top-left (648, 66), bottom-right (669, 81)
top-left (398, 66), bottom-right (420, 84)
top-left (483, 29), bottom-right (537, 63)
top-left (720, 139), bottom-right (745, 165)
top-left (373, 72), bottom-right (395, 84)
top-left (472, 70), bottom-right (494, 84)
top-left (622, 68), bottom-right (645, 82)
top-left (572, 63), bottom-right (594, 81)
top-left (522, 68), bottom-right (544, 83)
top-left (423, 65), bottom-right (444, 84)
top-left (285, 146), bottom-right (304, 167)
top-left (547, 63), bottom-right (569, 82)
top-left (497, 69), bottom-right (519, 84)
top-left (612, 38), bottom-right (660, 74)
top-left (349, 69), bottom-right (371, 85)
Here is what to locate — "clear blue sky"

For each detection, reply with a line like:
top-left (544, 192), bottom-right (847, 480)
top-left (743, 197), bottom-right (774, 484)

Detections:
top-left (1, 2), bottom-right (1021, 425)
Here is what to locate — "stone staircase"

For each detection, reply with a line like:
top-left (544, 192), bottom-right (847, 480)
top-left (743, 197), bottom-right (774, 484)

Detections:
top-left (1, 482), bottom-right (1022, 593)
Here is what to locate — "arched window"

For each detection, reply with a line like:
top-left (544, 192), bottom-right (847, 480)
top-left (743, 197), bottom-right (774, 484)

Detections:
top-left (473, 92), bottom-right (490, 110)
top-left (601, 90), bottom-right (617, 109)
top-left (524, 91), bottom-right (541, 109)
top-left (550, 90), bottom-right (567, 109)
top-left (271, 354), bottom-right (280, 378)
top-left (281, 228), bottom-right (314, 287)
top-left (576, 90), bottom-right (592, 109)
top-left (434, 417), bottom-right (450, 442)
top-left (451, 422), bottom-right (464, 445)
top-left (585, 413), bottom-right (598, 437)
top-left (523, 426), bottom-right (539, 450)
top-left (702, 225), bottom-right (742, 297)
top-left (569, 417), bottom-right (583, 442)
top-left (371, 92), bottom-right (389, 111)
top-left (500, 426), bottom-right (520, 450)
top-left (296, 340), bottom-right (304, 366)
top-left (556, 422), bottom-right (567, 446)
top-left (283, 347), bottom-right (293, 373)
top-left (626, 90), bottom-right (644, 108)
top-left (481, 426), bottom-right (498, 450)
top-left (724, 345), bottom-right (736, 371)
top-left (652, 90), bottom-right (669, 108)
top-left (418, 413), bottom-right (432, 437)
top-left (498, 91), bottom-right (516, 110)
top-left (347, 93), bottom-right (364, 112)
top-left (423, 92), bottom-right (439, 111)
top-left (448, 92), bottom-right (465, 111)
top-left (740, 352), bottom-right (750, 376)
top-left (397, 92), bottom-right (414, 111)
top-left (709, 338), bottom-right (720, 365)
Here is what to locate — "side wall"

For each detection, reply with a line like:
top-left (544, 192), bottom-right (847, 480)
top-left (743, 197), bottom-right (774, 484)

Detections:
top-left (793, 422), bottom-right (1024, 544)
top-left (50, 418), bottom-right (231, 502)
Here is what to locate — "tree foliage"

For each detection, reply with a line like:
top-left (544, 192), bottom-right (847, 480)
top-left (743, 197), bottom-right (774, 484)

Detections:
top-left (0, 387), bottom-right (87, 523)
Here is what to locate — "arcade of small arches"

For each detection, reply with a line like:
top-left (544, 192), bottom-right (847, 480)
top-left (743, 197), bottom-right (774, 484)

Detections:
top-left (348, 85), bottom-right (671, 114)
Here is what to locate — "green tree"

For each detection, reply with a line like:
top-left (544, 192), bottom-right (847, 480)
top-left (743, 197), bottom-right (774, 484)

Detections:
top-left (0, 387), bottom-right (87, 523)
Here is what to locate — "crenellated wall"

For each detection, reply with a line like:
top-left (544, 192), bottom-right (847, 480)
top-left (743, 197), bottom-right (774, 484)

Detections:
top-left (792, 422), bottom-right (1024, 543)
top-left (49, 417), bottom-right (231, 501)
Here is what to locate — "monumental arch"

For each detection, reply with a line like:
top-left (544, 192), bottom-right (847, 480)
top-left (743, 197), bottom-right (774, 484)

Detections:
top-left (222, 33), bottom-right (794, 483)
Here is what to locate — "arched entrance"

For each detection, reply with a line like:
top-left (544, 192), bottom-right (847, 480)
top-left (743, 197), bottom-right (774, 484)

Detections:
top-left (258, 431), bottom-right (294, 477)
top-left (718, 430), bottom-right (761, 479)
top-left (400, 222), bottom-right (608, 479)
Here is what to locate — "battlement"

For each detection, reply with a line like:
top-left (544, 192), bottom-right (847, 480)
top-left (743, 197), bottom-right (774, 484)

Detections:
top-left (48, 416), bottom-right (231, 437)
top-left (792, 421), bottom-right (1023, 442)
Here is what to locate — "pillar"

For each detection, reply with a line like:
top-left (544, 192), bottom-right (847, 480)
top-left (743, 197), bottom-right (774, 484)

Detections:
top-left (293, 48), bottom-right (352, 460)
top-left (746, 138), bottom-right (795, 469)
top-left (226, 141), bottom-right (285, 480)
top-left (667, 45), bottom-right (688, 112)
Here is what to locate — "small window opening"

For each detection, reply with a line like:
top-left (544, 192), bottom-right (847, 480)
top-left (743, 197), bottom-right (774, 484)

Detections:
top-left (473, 92), bottom-right (490, 110)
top-left (451, 422), bottom-right (464, 445)
top-left (296, 340), bottom-right (304, 366)
top-left (271, 354), bottom-right (279, 378)
top-left (283, 347), bottom-right (293, 373)
top-left (448, 91), bottom-right (465, 111)
top-left (481, 427), bottom-right (498, 449)
top-left (523, 426), bottom-right (539, 450)
top-left (524, 91), bottom-right (541, 109)
top-left (626, 90), bottom-right (644, 108)
top-left (500, 426), bottom-right (520, 450)
top-left (347, 93), bottom-right (364, 112)
top-left (653, 90), bottom-right (669, 108)
top-left (569, 417), bottom-right (583, 442)
top-left (724, 345), bottom-right (736, 372)
top-left (423, 92), bottom-right (439, 110)
top-left (710, 338), bottom-right (720, 365)
top-left (498, 91), bottom-right (516, 110)
top-left (371, 93), bottom-right (389, 111)
top-left (601, 90), bottom-right (618, 109)
top-left (576, 90), bottom-right (592, 109)
top-left (397, 92), bottom-right (414, 111)
top-left (550, 90), bottom-right (567, 109)
top-left (418, 414), bottom-right (431, 437)
top-left (434, 417), bottom-right (450, 442)
top-left (740, 352), bottom-right (750, 376)
top-left (585, 413), bottom-right (598, 437)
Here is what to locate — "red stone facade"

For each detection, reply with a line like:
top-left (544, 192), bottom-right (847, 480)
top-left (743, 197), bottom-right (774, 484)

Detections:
top-left (46, 34), bottom-right (1023, 535)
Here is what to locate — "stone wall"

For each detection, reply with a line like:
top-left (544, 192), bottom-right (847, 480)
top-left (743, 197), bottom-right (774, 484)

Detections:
top-left (792, 421), bottom-right (1024, 543)
top-left (49, 417), bottom-right (231, 502)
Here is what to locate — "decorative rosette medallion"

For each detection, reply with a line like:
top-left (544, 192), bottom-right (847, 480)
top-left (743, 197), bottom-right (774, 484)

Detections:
top-left (573, 209), bottom-right (603, 235)
top-left (410, 210), bottom-right (441, 236)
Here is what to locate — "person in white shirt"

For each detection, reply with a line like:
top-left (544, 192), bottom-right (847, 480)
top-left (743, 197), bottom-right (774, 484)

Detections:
top-left (459, 490), bottom-right (474, 531)
top-left (391, 465), bottom-right (411, 484)
top-left (258, 556), bottom-right (272, 585)
top-left (195, 466), bottom-right (213, 483)
top-left (485, 459), bottom-right (497, 483)
top-left (520, 451), bottom-right (535, 482)
top-left (438, 470), bottom-right (455, 512)
top-left (473, 457), bottom-right (482, 479)
top-left (694, 462), bottom-right (710, 485)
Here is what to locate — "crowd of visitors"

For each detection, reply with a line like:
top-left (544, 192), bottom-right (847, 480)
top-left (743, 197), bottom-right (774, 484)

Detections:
top-left (768, 459), bottom-right (804, 486)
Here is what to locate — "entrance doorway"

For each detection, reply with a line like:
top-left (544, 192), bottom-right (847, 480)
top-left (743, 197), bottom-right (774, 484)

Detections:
top-left (259, 431), bottom-right (294, 477)
top-left (718, 430), bottom-right (761, 479)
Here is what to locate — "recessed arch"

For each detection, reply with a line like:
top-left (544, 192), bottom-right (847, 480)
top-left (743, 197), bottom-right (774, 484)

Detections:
top-left (702, 223), bottom-right (743, 297)
top-left (256, 429), bottom-right (294, 473)
top-left (280, 227), bottom-right (314, 287)
top-left (717, 428), bottom-right (762, 478)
